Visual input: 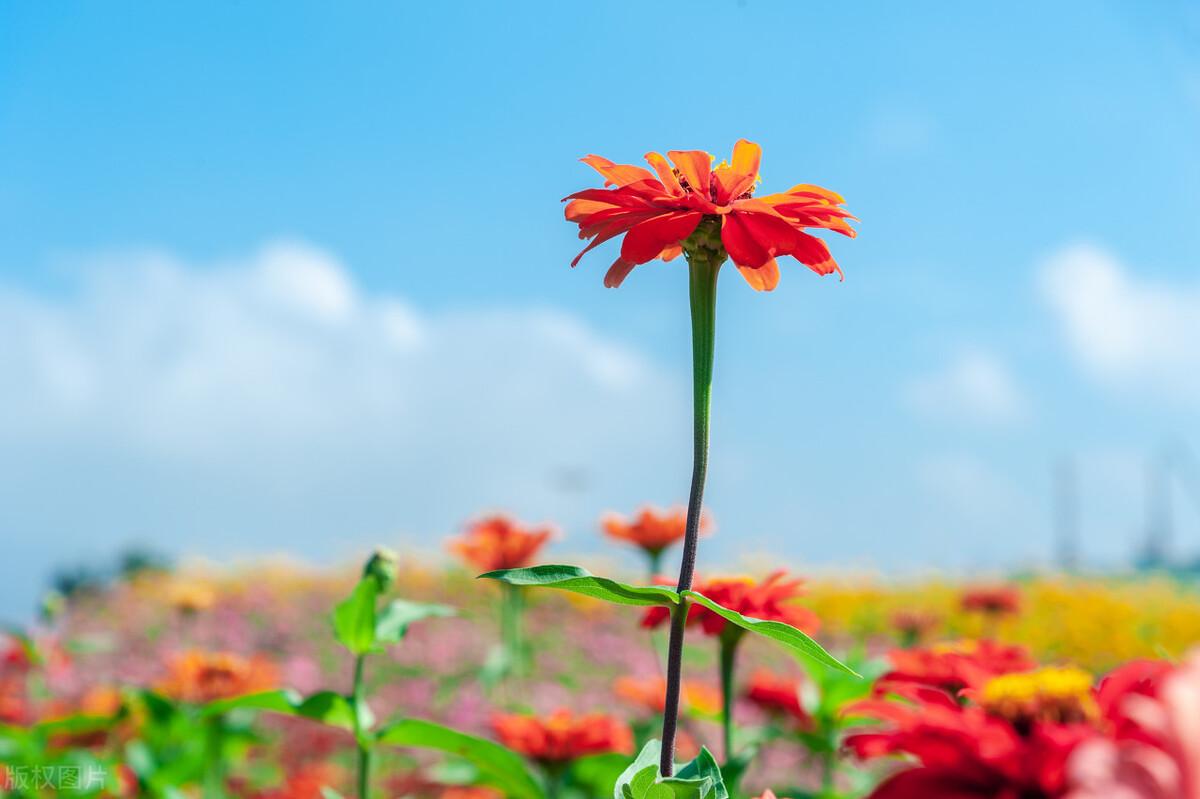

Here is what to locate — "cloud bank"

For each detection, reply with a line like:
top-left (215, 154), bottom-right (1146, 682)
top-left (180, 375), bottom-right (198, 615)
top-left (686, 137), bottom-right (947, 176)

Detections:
top-left (0, 242), bottom-right (687, 610)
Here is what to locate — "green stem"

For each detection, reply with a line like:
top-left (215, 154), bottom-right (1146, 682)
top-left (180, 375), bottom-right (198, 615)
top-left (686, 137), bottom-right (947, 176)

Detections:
top-left (718, 630), bottom-right (742, 764)
top-left (501, 583), bottom-right (525, 675)
top-left (659, 246), bottom-right (722, 777)
top-left (646, 548), bottom-right (663, 581)
top-left (202, 715), bottom-right (226, 799)
top-left (353, 654), bottom-right (371, 799)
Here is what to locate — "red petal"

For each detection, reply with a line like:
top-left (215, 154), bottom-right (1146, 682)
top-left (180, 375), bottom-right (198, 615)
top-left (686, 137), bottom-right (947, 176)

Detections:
top-left (720, 213), bottom-right (771, 269)
top-left (604, 258), bottom-right (637, 288)
top-left (620, 212), bottom-right (703, 265)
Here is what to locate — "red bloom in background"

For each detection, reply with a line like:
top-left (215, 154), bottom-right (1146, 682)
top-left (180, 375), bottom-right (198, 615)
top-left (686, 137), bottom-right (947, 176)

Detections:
top-left (880, 640), bottom-right (1036, 697)
top-left (961, 585), bottom-right (1022, 616)
top-left (448, 515), bottom-right (554, 573)
top-left (601, 506), bottom-right (711, 558)
top-left (615, 675), bottom-right (721, 716)
top-left (745, 670), bottom-right (810, 728)
top-left (564, 140), bottom-right (855, 290)
top-left (641, 572), bottom-right (820, 636)
top-left (492, 709), bottom-right (633, 765)
top-left (848, 666), bottom-right (1101, 799)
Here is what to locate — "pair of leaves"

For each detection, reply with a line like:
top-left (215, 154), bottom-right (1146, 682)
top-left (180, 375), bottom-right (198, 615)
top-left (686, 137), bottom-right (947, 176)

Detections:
top-left (332, 578), bottom-right (454, 655)
top-left (481, 565), bottom-right (856, 676)
top-left (615, 740), bottom-right (726, 799)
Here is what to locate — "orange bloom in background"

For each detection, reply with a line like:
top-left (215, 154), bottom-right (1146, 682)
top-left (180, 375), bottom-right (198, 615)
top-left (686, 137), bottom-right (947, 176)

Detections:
top-left (880, 640), bottom-right (1036, 697)
top-left (745, 670), bottom-right (810, 728)
top-left (601, 506), bottom-right (712, 557)
top-left (157, 650), bottom-right (278, 704)
top-left (492, 709), bottom-right (633, 764)
top-left (440, 788), bottom-right (503, 799)
top-left (564, 139), bottom-right (855, 291)
top-left (641, 571), bottom-right (820, 636)
top-left (615, 674), bottom-right (721, 716)
top-left (961, 584), bottom-right (1022, 616)
top-left (448, 515), bottom-right (555, 573)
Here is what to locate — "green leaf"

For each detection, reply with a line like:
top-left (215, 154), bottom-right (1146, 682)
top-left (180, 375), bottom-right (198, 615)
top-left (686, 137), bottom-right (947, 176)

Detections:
top-left (614, 741), bottom-right (724, 799)
top-left (320, 789), bottom-right (346, 799)
top-left (375, 599), bottom-right (456, 645)
top-left (682, 590), bottom-right (859, 677)
top-left (202, 689), bottom-right (356, 731)
top-left (480, 565), bottom-right (680, 608)
top-left (376, 718), bottom-right (545, 799)
top-left (571, 752), bottom-right (632, 798)
top-left (333, 578), bottom-right (380, 655)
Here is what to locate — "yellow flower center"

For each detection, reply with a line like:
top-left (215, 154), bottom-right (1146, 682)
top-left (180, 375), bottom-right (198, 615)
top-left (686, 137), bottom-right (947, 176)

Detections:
top-left (980, 666), bottom-right (1097, 727)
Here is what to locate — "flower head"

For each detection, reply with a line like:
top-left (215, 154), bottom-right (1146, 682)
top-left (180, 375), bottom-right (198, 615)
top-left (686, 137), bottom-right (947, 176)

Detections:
top-left (881, 639), bottom-right (1037, 697)
top-left (491, 709), bottom-right (633, 764)
top-left (157, 650), bottom-right (278, 704)
top-left (981, 666), bottom-right (1099, 729)
top-left (564, 140), bottom-right (855, 291)
top-left (601, 506), bottom-right (711, 557)
top-left (961, 585), bottom-right (1022, 617)
top-left (448, 515), bottom-right (554, 573)
top-left (641, 571), bottom-right (820, 637)
top-left (745, 670), bottom-right (810, 728)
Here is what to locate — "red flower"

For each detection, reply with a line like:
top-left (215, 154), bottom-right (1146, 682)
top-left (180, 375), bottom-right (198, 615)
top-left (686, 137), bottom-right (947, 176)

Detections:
top-left (448, 515), bottom-right (554, 573)
top-left (564, 140), bottom-right (855, 291)
top-left (880, 640), bottom-right (1036, 697)
top-left (641, 572), bottom-right (820, 636)
top-left (745, 670), bottom-right (810, 728)
top-left (492, 709), bottom-right (633, 764)
top-left (601, 506), bottom-right (711, 557)
top-left (961, 585), bottom-right (1022, 616)
top-left (848, 667), bottom-right (1101, 798)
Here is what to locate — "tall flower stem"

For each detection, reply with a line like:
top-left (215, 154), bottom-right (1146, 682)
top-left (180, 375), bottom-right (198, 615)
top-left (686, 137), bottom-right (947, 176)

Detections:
top-left (501, 583), bottom-right (525, 674)
top-left (660, 229), bottom-right (723, 777)
top-left (352, 654), bottom-right (371, 799)
top-left (718, 629), bottom-right (744, 763)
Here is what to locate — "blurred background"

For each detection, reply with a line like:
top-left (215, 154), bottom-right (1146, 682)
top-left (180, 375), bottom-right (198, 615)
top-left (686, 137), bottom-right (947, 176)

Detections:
top-left (2, 1), bottom-right (1199, 616)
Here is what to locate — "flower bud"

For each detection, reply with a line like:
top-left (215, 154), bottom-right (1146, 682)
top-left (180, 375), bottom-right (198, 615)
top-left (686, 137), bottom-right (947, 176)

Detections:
top-left (363, 547), bottom-right (399, 592)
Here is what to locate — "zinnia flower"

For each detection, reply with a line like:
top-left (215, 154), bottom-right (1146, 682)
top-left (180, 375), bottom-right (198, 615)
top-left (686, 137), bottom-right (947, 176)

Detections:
top-left (961, 585), bottom-right (1022, 617)
top-left (847, 666), bottom-right (1102, 798)
top-left (564, 140), bottom-right (855, 290)
top-left (745, 670), bottom-right (810, 728)
top-left (880, 639), bottom-right (1036, 697)
top-left (157, 650), bottom-right (278, 704)
top-left (1067, 654), bottom-right (1199, 799)
top-left (641, 571), bottom-right (820, 636)
top-left (491, 709), bottom-right (633, 764)
top-left (601, 506), bottom-right (711, 559)
top-left (448, 515), bottom-right (554, 573)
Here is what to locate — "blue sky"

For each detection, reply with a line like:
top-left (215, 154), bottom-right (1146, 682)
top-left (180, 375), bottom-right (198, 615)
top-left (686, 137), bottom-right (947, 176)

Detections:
top-left (2, 2), bottom-right (1200, 614)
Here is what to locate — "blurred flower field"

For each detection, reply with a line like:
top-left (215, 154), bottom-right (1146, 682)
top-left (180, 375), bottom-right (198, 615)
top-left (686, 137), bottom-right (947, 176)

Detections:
top-left (3, 512), bottom-right (1200, 798)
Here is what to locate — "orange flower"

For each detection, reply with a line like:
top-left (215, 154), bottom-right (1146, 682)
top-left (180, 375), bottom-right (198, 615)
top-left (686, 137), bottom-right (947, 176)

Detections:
top-left (601, 506), bottom-right (712, 557)
top-left (448, 514), bottom-right (554, 573)
top-left (744, 670), bottom-right (810, 727)
top-left (564, 140), bottom-right (855, 291)
top-left (440, 788), bottom-right (502, 799)
top-left (641, 571), bottom-right (820, 636)
top-left (615, 675), bottom-right (721, 716)
top-left (960, 585), bottom-right (1021, 616)
top-left (157, 650), bottom-right (278, 704)
top-left (492, 709), bottom-right (633, 764)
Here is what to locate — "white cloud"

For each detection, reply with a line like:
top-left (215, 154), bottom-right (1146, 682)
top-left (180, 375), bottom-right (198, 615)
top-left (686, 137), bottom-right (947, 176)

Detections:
top-left (1038, 242), bottom-right (1200, 401)
top-left (0, 241), bottom-right (688, 608)
top-left (902, 350), bottom-right (1027, 425)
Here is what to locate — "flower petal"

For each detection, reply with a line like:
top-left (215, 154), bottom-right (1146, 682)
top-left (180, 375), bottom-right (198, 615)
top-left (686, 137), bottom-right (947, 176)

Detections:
top-left (667, 150), bottom-right (712, 194)
top-left (736, 258), bottom-right (780, 292)
top-left (620, 211), bottom-right (703, 265)
top-left (580, 155), bottom-right (660, 189)
top-left (644, 152), bottom-right (684, 196)
top-left (604, 258), bottom-right (637, 288)
top-left (720, 213), bottom-right (771, 269)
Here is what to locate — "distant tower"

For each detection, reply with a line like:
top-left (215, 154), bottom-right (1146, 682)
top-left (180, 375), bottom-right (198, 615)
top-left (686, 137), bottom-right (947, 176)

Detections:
top-left (1137, 452), bottom-right (1173, 570)
top-left (1054, 456), bottom-right (1079, 572)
